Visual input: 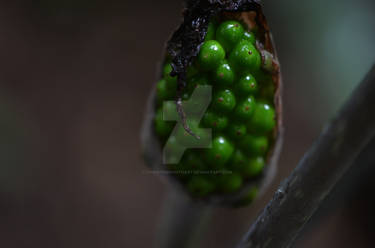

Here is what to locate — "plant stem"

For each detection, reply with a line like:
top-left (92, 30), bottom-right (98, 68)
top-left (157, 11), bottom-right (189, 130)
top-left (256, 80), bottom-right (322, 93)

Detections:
top-left (236, 64), bottom-right (375, 248)
top-left (154, 188), bottom-right (214, 248)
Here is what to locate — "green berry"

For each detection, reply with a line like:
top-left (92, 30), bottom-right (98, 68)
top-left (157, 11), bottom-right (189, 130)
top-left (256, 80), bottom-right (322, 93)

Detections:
top-left (154, 109), bottom-right (174, 138)
top-left (230, 149), bottom-right (248, 168)
top-left (240, 135), bottom-right (269, 156)
top-left (212, 89), bottom-right (236, 113)
top-left (156, 79), bottom-right (175, 104)
top-left (243, 31), bottom-right (256, 44)
top-left (218, 173), bottom-right (243, 193)
top-left (163, 101), bottom-right (178, 119)
top-left (205, 136), bottom-right (234, 167)
top-left (229, 40), bottom-right (261, 73)
top-left (242, 156), bottom-right (265, 178)
top-left (164, 134), bottom-right (185, 165)
top-left (187, 176), bottom-right (215, 197)
top-left (186, 74), bottom-right (210, 94)
top-left (183, 84), bottom-right (211, 116)
top-left (204, 21), bottom-right (216, 41)
top-left (248, 103), bottom-right (276, 134)
top-left (197, 40), bottom-right (226, 71)
top-left (235, 73), bottom-right (258, 95)
top-left (216, 20), bottom-right (244, 52)
top-left (163, 63), bottom-right (177, 85)
top-left (213, 60), bottom-right (235, 86)
top-left (227, 122), bottom-right (247, 140)
top-left (234, 96), bottom-right (256, 120)
top-left (202, 111), bottom-right (228, 131)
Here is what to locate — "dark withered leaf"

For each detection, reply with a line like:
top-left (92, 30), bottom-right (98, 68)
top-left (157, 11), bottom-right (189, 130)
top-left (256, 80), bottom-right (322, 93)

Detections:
top-left (168, 0), bottom-right (263, 77)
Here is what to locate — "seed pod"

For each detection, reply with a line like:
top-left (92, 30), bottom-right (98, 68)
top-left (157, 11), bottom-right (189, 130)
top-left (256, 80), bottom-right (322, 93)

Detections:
top-left (141, 0), bottom-right (282, 207)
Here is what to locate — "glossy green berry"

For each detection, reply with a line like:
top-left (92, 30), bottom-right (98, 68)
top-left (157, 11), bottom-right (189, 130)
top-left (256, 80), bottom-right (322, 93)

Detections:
top-left (240, 135), bottom-right (269, 156)
top-left (156, 79), bottom-right (175, 104)
top-left (154, 109), bottom-right (174, 138)
top-left (187, 176), bottom-right (215, 197)
top-left (186, 74), bottom-right (210, 94)
top-left (183, 85), bottom-right (211, 116)
top-left (218, 173), bottom-right (243, 193)
top-left (230, 149), bottom-right (248, 168)
top-left (205, 136), bottom-right (234, 167)
top-left (235, 96), bottom-right (256, 120)
top-left (243, 31), bottom-right (256, 45)
top-left (197, 40), bottom-right (226, 71)
top-left (204, 21), bottom-right (216, 41)
top-left (216, 20), bottom-right (244, 52)
top-left (227, 122), bottom-right (247, 140)
top-left (164, 134), bottom-right (185, 165)
top-left (162, 101), bottom-right (178, 119)
top-left (202, 110), bottom-right (228, 131)
top-left (235, 73), bottom-right (258, 95)
top-left (163, 63), bottom-right (177, 84)
top-left (213, 60), bottom-right (235, 86)
top-left (248, 103), bottom-right (276, 134)
top-left (229, 40), bottom-right (261, 73)
top-left (242, 156), bottom-right (265, 178)
top-left (212, 89), bottom-right (236, 113)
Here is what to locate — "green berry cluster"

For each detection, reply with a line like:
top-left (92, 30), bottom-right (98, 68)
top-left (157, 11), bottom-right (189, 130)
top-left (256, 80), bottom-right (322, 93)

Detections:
top-left (154, 20), bottom-right (276, 204)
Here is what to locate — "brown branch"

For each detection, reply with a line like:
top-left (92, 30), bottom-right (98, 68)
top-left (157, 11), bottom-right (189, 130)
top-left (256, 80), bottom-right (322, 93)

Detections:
top-left (236, 64), bottom-right (375, 248)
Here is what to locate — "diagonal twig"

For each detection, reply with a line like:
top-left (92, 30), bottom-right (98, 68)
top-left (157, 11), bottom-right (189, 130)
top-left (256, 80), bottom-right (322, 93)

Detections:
top-left (237, 64), bottom-right (375, 248)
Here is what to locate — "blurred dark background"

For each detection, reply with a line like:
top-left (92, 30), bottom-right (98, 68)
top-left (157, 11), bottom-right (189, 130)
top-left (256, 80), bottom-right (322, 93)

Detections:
top-left (0, 0), bottom-right (374, 247)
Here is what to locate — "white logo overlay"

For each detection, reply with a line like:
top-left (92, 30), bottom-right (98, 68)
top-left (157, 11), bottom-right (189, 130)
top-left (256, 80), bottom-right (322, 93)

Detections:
top-left (162, 85), bottom-right (213, 164)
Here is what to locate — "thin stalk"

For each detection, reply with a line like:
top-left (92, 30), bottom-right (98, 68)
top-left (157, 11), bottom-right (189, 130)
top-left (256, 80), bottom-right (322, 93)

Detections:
top-left (154, 188), bottom-right (214, 248)
top-left (237, 64), bottom-right (375, 248)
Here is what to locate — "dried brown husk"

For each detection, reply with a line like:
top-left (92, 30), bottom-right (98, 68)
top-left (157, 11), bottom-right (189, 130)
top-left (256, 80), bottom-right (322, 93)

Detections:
top-left (141, 0), bottom-right (283, 207)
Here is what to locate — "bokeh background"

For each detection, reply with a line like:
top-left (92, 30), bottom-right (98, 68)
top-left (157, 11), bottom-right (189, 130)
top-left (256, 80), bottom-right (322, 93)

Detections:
top-left (0, 0), bottom-right (374, 247)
